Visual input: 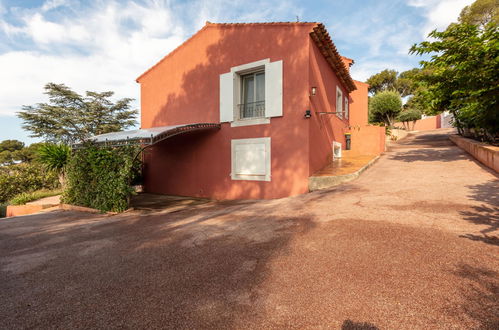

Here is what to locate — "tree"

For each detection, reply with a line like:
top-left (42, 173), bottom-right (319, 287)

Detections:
top-left (0, 140), bottom-right (25, 165)
top-left (397, 109), bottom-right (422, 130)
top-left (368, 90), bottom-right (402, 126)
top-left (366, 69), bottom-right (398, 95)
top-left (37, 144), bottom-right (71, 186)
top-left (366, 69), bottom-right (420, 97)
top-left (410, 22), bottom-right (499, 141)
top-left (18, 83), bottom-right (138, 144)
top-left (459, 0), bottom-right (499, 27)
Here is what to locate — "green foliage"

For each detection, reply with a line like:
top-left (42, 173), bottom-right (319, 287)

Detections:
top-left (410, 22), bottom-right (499, 142)
top-left (0, 203), bottom-right (6, 218)
top-left (18, 83), bottom-right (138, 144)
top-left (0, 163), bottom-right (59, 203)
top-left (62, 145), bottom-right (141, 212)
top-left (37, 144), bottom-right (70, 173)
top-left (397, 109), bottom-right (422, 122)
top-left (459, 0), bottom-right (499, 27)
top-left (368, 90), bottom-right (403, 126)
top-left (0, 140), bottom-right (46, 165)
top-left (0, 140), bottom-right (25, 165)
top-left (9, 189), bottom-right (62, 206)
top-left (366, 69), bottom-right (419, 97)
top-left (397, 109), bottom-right (422, 130)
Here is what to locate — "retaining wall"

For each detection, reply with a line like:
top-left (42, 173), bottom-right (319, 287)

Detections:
top-left (449, 135), bottom-right (499, 173)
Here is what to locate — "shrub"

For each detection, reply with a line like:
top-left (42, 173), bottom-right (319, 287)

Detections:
top-left (0, 163), bottom-right (60, 203)
top-left (62, 145), bottom-right (141, 212)
top-left (38, 144), bottom-right (71, 186)
top-left (397, 109), bottom-right (422, 130)
top-left (369, 90), bottom-right (403, 126)
top-left (9, 189), bottom-right (62, 206)
top-left (0, 203), bottom-right (6, 218)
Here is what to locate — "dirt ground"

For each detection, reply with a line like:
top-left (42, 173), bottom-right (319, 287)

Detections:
top-left (0, 129), bottom-right (498, 329)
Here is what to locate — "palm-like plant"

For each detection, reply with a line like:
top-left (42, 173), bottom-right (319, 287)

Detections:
top-left (37, 144), bottom-right (71, 186)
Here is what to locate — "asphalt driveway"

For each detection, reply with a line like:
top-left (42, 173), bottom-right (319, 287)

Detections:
top-left (1, 129), bottom-right (498, 329)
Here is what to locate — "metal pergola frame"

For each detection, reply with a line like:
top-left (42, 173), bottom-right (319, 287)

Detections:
top-left (73, 123), bottom-right (221, 149)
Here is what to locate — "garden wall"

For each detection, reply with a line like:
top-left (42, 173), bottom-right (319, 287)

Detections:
top-left (348, 125), bottom-right (386, 156)
top-left (395, 115), bottom-right (442, 131)
top-left (449, 135), bottom-right (499, 173)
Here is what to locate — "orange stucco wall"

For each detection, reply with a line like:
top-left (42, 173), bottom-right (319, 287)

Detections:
top-left (349, 80), bottom-right (369, 126)
top-left (6, 205), bottom-right (44, 217)
top-left (449, 135), bottom-right (499, 173)
top-left (347, 125), bottom-right (386, 157)
top-left (396, 115), bottom-right (442, 131)
top-left (139, 23), bottom-right (315, 199)
top-left (308, 38), bottom-right (351, 176)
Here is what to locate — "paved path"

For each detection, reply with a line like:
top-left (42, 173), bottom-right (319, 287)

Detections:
top-left (1, 129), bottom-right (498, 329)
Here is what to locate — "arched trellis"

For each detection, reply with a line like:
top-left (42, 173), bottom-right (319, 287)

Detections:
top-left (72, 123), bottom-right (221, 161)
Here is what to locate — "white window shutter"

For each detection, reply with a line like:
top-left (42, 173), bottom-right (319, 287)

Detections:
top-left (220, 72), bottom-right (234, 123)
top-left (264, 60), bottom-right (283, 118)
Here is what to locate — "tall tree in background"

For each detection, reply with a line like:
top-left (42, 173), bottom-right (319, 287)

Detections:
top-left (459, 0), bottom-right (498, 27)
top-left (366, 69), bottom-right (417, 97)
top-left (18, 83), bottom-right (138, 144)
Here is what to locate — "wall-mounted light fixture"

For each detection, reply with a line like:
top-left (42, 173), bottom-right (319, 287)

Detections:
top-left (311, 87), bottom-right (317, 96)
top-left (304, 110), bottom-right (312, 118)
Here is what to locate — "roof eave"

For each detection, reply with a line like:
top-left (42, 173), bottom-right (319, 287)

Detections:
top-left (310, 24), bottom-right (357, 93)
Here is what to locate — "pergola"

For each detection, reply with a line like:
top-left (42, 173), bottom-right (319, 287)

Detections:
top-left (76, 123), bottom-right (221, 148)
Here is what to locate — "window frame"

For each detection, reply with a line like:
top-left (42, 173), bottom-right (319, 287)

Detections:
top-left (336, 87), bottom-right (343, 119)
top-left (344, 95), bottom-right (349, 119)
top-left (240, 70), bottom-right (265, 120)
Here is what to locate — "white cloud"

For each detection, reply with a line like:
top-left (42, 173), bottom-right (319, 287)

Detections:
top-left (408, 0), bottom-right (474, 36)
top-left (41, 0), bottom-right (69, 12)
top-left (0, 1), bottom-right (188, 117)
top-left (0, 0), bottom-right (303, 119)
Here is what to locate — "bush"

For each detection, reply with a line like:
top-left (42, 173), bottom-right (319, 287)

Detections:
top-left (397, 109), bottom-right (422, 130)
top-left (0, 203), bottom-right (6, 218)
top-left (368, 90), bottom-right (402, 126)
top-left (0, 163), bottom-right (60, 203)
top-left (62, 145), bottom-right (141, 212)
top-left (9, 189), bottom-right (62, 205)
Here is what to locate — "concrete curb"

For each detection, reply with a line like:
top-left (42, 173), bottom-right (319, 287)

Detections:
top-left (6, 203), bottom-right (128, 218)
top-left (309, 155), bottom-right (380, 191)
top-left (449, 135), bottom-right (498, 173)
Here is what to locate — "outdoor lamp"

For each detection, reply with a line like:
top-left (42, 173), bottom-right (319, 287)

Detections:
top-left (304, 110), bottom-right (312, 118)
top-left (311, 87), bottom-right (317, 95)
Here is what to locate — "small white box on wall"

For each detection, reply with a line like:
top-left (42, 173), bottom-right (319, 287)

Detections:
top-left (231, 137), bottom-right (271, 181)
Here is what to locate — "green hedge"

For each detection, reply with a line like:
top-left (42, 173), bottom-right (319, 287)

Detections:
top-left (62, 145), bottom-right (141, 212)
top-left (0, 163), bottom-right (60, 203)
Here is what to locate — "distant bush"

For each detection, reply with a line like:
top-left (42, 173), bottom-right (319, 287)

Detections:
top-left (0, 163), bottom-right (60, 203)
top-left (9, 189), bottom-right (62, 206)
top-left (397, 109), bottom-right (422, 130)
top-left (62, 145), bottom-right (141, 212)
top-left (0, 203), bottom-right (6, 218)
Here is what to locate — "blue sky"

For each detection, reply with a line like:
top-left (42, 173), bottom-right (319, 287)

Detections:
top-left (0, 0), bottom-right (473, 144)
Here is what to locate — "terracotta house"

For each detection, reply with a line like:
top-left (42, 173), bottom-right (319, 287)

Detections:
top-left (133, 22), bottom-right (385, 200)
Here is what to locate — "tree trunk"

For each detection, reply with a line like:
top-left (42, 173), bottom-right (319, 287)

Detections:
top-left (58, 173), bottom-right (65, 188)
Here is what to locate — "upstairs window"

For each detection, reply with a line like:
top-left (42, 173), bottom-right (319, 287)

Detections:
top-left (344, 96), bottom-right (349, 119)
top-left (219, 59), bottom-right (282, 126)
top-left (336, 87), bottom-right (343, 119)
top-left (240, 71), bottom-right (265, 119)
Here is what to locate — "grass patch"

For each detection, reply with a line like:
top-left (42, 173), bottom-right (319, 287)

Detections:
top-left (9, 189), bottom-right (63, 206)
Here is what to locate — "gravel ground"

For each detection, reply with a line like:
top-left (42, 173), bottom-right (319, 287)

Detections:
top-left (0, 129), bottom-right (498, 329)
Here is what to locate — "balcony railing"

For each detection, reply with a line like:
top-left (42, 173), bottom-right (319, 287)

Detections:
top-left (238, 101), bottom-right (265, 120)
